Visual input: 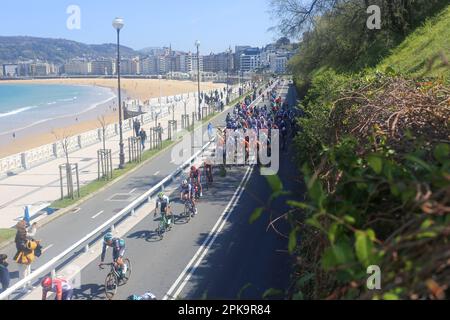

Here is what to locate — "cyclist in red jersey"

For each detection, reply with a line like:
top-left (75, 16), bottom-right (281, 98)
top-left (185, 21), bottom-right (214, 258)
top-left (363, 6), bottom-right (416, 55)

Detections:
top-left (41, 277), bottom-right (73, 300)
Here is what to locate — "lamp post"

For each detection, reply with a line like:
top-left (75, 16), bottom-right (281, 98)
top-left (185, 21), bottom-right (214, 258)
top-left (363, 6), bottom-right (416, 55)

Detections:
top-left (158, 75), bottom-right (162, 110)
top-left (195, 40), bottom-right (201, 120)
top-left (226, 46), bottom-right (232, 104)
top-left (113, 17), bottom-right (125, 169)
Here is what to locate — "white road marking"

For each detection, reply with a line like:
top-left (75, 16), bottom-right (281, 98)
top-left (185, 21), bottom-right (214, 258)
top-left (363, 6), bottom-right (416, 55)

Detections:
top-left (129, 188), bottom-right (137, 194)
top-left (154, 171), bottom-right (160, 176)
top-left (163, 165), bottom-right (254, 300)
top-left (42, 244), bottom-right (54, 253)
top-left (91, 210), bottom-right (105, 219)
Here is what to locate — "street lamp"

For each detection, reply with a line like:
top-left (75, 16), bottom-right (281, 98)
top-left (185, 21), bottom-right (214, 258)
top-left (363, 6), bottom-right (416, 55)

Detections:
top-left (195, 40), bottom-right (201, 120)
top-left (226, 46), bottom-right (232, 104)
top-left (158, 75), bottom-right (162, 110)
top-left (113, 17), bottom-right (125, 169)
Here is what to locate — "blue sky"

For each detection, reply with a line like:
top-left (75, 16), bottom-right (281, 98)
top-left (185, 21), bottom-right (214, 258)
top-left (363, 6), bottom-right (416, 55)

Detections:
top-left (1, 0), bottom-right (278, 53)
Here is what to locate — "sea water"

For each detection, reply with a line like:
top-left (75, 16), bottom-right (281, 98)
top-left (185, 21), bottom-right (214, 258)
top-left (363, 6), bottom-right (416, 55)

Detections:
top-left (0, 83), bottom-right (115, 136)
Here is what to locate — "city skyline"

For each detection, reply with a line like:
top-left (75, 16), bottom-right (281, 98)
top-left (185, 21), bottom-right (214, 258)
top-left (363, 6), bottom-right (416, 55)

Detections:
top-left (1, 0), bottom-right (278, 53)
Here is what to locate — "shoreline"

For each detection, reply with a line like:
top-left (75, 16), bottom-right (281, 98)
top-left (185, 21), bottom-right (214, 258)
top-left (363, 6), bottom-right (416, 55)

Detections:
top-left (0, 78), bottom-right (224, 158)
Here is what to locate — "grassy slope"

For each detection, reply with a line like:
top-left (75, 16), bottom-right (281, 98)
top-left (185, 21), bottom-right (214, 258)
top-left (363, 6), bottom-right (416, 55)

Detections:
top-left (379, 5), bottom-right (450, 80)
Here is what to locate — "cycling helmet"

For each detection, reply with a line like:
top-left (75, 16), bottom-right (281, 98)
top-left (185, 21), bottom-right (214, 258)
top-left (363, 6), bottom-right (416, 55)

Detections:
top-left (158, 192), bottom-right (165, 199)
top-left (104, 232), bottom-right (113, 243)
top-left (182, 180), bottom-right (188, 185)
top-left (41, 277), bottom-right (52, 288)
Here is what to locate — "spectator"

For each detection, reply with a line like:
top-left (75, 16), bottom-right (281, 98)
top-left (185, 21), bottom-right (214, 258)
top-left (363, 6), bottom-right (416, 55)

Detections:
top-left (139, 128), bottom-right (147, 150)
top-left (0, 254), bottom-right (10, 293)
top-left (207, 123), bottom-right (214, 141)
top-left (157, 123), bottom-right (163, 142)
top-left (27, 222), bottom-right (38, 238)
top-left (13, 220), bottom-right (39, 291)
top-left (134, 120), bottom-right (141, 137)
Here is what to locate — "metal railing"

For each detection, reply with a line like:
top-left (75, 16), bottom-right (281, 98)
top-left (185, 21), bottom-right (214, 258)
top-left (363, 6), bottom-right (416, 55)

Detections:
top-left (0, 138), bottom-right (213, 300)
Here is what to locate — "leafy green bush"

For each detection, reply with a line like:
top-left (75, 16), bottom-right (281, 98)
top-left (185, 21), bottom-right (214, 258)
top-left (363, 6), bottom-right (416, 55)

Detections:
top-left (288, 72), bottom-right (449, 300)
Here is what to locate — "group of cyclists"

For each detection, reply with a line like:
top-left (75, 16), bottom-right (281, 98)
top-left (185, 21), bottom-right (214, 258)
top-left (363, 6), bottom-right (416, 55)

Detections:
top-left (39, 78), bottom-right (291, 301)
top-left (218, 81), bottom-right (297, 165)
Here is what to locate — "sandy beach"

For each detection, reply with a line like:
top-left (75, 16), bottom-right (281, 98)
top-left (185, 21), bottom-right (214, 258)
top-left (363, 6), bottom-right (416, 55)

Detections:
top-left (1, 78), bottom-right (224, 101)
top-left (0, 79), bottom-right (224, 158)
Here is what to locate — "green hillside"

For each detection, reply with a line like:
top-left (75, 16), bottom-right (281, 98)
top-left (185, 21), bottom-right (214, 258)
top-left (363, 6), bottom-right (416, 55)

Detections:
top-left (379, 5), bottom-right (450, 80)
top-left (0, 36), bottom-right (138, 64)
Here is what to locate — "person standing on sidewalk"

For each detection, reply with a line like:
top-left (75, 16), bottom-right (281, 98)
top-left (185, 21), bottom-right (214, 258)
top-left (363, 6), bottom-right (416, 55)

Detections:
top-left (157, 123), bottom-right (163, 143)
top-left (139, 128), bottom-right (147, 150)
top-left (0, 254), bottom-right (10, 293)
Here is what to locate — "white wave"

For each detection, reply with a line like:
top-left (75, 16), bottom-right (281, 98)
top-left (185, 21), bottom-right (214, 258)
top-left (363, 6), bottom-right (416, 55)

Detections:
top-left (0, 106), bottom-right (38, 119)
top-left (0, 92), bottom-right (117, 136)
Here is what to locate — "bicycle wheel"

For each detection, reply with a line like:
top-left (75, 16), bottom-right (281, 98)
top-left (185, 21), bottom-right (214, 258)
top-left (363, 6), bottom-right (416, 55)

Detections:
top-left (105, 272), bottom-right (118, 300)
top-left (157, 220), bottom-right (165, 240)
top-left (121, 259), bottom-right (132, 285)
top-left (184, 202), bottom-right (191, 223)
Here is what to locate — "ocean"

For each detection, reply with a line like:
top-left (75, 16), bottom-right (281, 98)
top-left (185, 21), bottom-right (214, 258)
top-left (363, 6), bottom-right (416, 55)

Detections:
top-left (0, 83), bottom-right (116, 136)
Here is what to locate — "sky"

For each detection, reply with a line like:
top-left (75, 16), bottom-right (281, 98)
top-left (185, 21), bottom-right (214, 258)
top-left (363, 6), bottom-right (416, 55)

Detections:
top-left (0, 0), bottom-right (279, 53)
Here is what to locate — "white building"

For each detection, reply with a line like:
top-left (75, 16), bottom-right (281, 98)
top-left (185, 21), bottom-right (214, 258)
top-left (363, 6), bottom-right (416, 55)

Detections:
top-left (275, 56), bottom-right (288, 74)
top-left (2, 64), bottom-right (18, 77)
top-left (64, 60), bottom-right (91, 75)
top-left (141, 57), bottom-right (157, 75)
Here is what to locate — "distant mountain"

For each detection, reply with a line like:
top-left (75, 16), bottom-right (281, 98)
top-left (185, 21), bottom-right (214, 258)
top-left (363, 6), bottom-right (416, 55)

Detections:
top-left (0, 36), bottom-right (139, 64)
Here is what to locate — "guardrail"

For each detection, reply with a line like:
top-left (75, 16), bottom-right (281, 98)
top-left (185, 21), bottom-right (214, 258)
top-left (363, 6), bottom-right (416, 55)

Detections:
top-left (0, 78), bottom-right (280, 300)
top-left (0, 139), bottom-right (213, 300)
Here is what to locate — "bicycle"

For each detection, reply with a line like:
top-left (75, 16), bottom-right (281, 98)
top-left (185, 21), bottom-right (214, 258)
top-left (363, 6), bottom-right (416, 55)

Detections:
top-left (100, 258), bottom-right (132, 300)
top-left (154, 207), bottom-right (172, 240)
top-left (182, 198), bottom-right (194, 222)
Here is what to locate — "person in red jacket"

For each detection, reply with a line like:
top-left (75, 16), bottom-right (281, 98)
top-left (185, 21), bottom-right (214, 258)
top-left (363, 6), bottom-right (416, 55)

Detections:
top-left (41, 277), bottom-right (73, 300)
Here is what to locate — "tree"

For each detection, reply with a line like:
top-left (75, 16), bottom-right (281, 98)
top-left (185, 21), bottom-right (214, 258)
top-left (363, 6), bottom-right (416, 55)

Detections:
top-left (276, 37), bottom-right (291, 47)
top-left (269, 0), bottom-right (340, 37)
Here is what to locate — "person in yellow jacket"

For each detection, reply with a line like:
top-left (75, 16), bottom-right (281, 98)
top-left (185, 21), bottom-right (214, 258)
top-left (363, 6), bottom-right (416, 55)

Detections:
top-left (13, 220), bottom-right (40, 291)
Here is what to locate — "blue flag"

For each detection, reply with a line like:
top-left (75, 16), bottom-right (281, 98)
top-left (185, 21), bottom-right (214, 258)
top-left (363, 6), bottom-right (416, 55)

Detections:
top-left (24, 205), bottom-right (31, 227)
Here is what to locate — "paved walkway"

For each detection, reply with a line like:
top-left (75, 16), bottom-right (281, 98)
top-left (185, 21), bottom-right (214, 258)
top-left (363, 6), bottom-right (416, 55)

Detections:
top-left (0, 89), bottom-right (239, 229)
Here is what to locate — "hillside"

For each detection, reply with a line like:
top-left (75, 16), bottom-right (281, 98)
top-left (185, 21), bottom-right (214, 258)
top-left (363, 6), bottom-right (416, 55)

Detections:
top-left (273, 3), bottom-right (450, 300)
top-left (379, 5), bottom-right (450, 80)
top-left (0, 36), bottom-right (138, 64)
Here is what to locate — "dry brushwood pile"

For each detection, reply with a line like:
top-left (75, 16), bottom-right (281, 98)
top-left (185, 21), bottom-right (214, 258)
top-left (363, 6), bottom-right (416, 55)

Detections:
top-left (291, 75), bottom-right (450, 300)
top-left (330, 76), bottom-right (450, 155)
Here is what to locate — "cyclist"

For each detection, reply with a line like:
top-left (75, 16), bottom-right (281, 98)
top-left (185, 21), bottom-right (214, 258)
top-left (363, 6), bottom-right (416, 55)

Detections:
top-left (180, 179), bottom-right (197, 216)
top-left (155, 192), bottom-right (172, 227)
top-left (189, 166), bottom-right (202, 198)
top-left (41, 276), bottom-right (73, 300)
top-left (99, 233), bottom-right (127, 277)
top-left (204, 157), bottom-right (214, 184)
top-left (127, 292), bottom-right (157, 300)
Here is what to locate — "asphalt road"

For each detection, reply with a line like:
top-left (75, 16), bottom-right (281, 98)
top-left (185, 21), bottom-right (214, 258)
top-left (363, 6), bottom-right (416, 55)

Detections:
top-left (1, 85), bottom-right (245, 290)
top-left (70, 81), bottom-right (302, 300)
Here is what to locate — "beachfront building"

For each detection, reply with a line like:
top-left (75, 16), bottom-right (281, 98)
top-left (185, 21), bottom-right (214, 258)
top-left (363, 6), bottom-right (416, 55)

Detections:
top-left (203, 52), bottom-right (234, 73)
top-left (63, 60), bottom-right (91, 75)
top-left (91, 60), bottom-right (113, 75)
top-left (140, 56), bottom-right (157, 75)
top-left (234, 45), bottom-right (251, 71)
top-left (2, 64), bottom-right (18, 77)
top-left (14, 61), bottom-right (57, 77)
